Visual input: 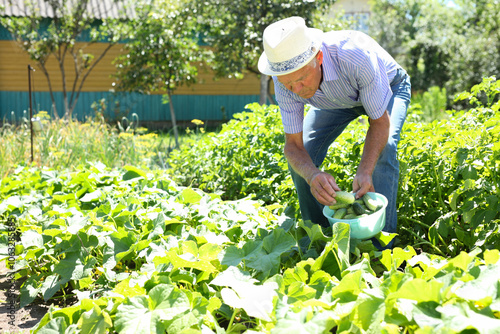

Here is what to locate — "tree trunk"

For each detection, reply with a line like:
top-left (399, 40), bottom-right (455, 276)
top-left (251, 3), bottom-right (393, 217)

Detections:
top-left (167, 91), bottom-right (180, 148)
top-left (259, 74), bottom-right (269, 105)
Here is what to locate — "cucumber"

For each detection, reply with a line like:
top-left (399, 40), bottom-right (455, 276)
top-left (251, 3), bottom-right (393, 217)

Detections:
top-left (362, 193), bottom-right (382, 211)
top-left (352, 202), bottom-right (367, 216)
top-left (333, 208), bottom-right (347, 219)
top-left (335, 191), bottom-right (355, 204)
top-left (328, 202), bottom-right (349, 210)
top-left (343, 213), bottom-right (357, 220)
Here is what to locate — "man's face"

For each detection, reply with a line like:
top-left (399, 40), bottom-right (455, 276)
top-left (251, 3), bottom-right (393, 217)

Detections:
top-left (277, 52), bottom-right (323, 99)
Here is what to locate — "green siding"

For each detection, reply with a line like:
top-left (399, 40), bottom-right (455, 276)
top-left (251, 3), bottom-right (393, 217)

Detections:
top-left (0, 91), bottom-right (260, 123)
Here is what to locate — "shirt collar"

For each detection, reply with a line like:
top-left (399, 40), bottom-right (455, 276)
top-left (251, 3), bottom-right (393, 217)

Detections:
top-left (320, 43), bottom-right (338, 82)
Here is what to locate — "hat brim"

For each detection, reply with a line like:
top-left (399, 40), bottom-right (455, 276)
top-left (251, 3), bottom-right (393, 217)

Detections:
top-left (258, 28), bottom-right (323, 77)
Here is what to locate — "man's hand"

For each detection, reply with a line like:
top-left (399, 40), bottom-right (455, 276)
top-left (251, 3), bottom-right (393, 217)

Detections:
top-left (309, 171), bottom-right (341, 206)
top-left (284, 132), bottom-right (342, 206)
top-left (352, 172), bottom-right (374, 199)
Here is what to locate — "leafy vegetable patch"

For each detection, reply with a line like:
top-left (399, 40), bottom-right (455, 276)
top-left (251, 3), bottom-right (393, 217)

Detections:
top-left (1, 164), bottom-right (500, 333)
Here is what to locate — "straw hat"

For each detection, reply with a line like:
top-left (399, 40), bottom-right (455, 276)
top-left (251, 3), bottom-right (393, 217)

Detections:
top-left (258, 17), bottom-right (323, 76)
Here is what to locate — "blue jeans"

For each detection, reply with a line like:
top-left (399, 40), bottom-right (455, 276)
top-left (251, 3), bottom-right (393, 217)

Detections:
top-left (289, 69), bottom-right (411, 243)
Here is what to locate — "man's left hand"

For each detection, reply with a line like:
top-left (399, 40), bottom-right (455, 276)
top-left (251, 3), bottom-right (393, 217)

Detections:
top-left (352, 172), bottom-right (375, 199)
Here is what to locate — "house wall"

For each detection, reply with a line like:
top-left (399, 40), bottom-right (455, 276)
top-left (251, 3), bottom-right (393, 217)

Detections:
top-left (327, 0), bottom-right (371, 32)
top-left (329, 0), bottom-right (371, 13)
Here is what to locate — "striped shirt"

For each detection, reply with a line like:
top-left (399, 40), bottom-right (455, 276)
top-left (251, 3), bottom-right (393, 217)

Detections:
top-left (273, 30), bottom-right (401, 134)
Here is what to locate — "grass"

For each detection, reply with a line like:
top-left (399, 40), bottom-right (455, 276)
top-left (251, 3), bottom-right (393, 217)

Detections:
top-left (0, 111), bottom-right (207, 178)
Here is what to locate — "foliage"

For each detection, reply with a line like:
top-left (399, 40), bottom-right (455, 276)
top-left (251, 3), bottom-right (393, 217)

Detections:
top-left (193, 0), bottom-right (345, 103)
top-left (1, 164), bottom-right (500, 333)
top-left (368, 0), bottom-right (500, 103)
top-left (0, 0), bottom-right (131, 119)
top-left (167, 103), bottom-right (297, 211)
top-left (410, 86), bottom-right (448, 122)
top-left (0, 111), bottom-right (168, 178)
top-left (167, 77), bottom-right (500, 257)
top-left (112, 0), bottom-right (208, 148)
top-left (0, 77), bottom-right (499, 332)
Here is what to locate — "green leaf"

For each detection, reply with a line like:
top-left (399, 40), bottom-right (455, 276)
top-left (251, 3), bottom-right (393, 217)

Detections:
top-left (40, 274), bottom-right (62, 301)
top-left (454, 263), bottom-right (500, 302)
top-left (210, 266), bottom-right (257, 287)
top-left (107, 229), bottom-right (136, 262)
top-left (351, 289), bottom-right (386, 331)
top-left (79, 306), bottom-right (112, 334)
top-left (80, 190), bottom-right (102, 202)
top-left (387, 278), bottom-right (443, 304)
top-left (437, 302), bottom-right (500, 333)
top-left (220, 244), bottom-right (248, 267)
top-left (122, 165), bottom-right (147, 181)
top-left (312, 223), bottom-right (350, 279)
top-left (298, 220), bottom-right (329, 244)
top-left (53, 251), bottom-right (96, 283)
top-left (20, 276), bottom-right (42, 308)
top-left (211, 266), bottom-right (278, 321)
top-left (34, 316), bottom-right (68, 334)
top-left (330, 270), bottom-right (364, 302)
top-left (483, 249), bottom-right (500, 265)
top-left (246, 228), bottom-right (295, 278)
top-left (380, 246), bottom-right (417, 272)
top-left (371, 231), bottom-right (397, 248)
top-left (272, 306), bottom-right (337, 333)
top-left (21, 230), bottom-right (43, 249)
top-left (115, 284), bottom-right (190, 334)
top-left (179, 188), bottom-right (203, 204)
top-left (220, 281), bottom-right (278, 322)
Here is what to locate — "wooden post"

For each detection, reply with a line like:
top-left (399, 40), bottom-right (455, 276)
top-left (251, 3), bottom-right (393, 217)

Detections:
top-left (28, 65), bottom-right (34, 163)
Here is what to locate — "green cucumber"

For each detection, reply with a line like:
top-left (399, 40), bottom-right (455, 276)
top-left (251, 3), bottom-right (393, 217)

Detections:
top-left (352, 202), bottom-right (367, 216)
top-left (335, 191), bottom-right (355, 204)
top-left (362, 193), bottom-right (382, 211)
top-left (328, 202), bottom-right (349, 210)
top-left (333, 208), bottom-right (347, 219)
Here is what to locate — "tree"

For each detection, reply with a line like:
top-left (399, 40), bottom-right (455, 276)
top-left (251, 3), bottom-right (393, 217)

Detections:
top-left (112, 0), bottom-right (206, 147)
top-left (194, 0), bottom-right (340, 105)
top-left (0, 0), bottom-right (131, 119)
top-left (368, 0), bottom-right (500, 101)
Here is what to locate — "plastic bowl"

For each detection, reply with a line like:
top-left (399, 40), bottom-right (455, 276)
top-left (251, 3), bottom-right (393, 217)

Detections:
top-left (322, 192), bottom-right (388, 240)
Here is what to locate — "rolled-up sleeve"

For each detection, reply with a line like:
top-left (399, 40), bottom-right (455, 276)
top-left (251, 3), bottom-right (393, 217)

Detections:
top-left (273, 77), bottom-right (306, 134)
top-left (357, 51), bottom-right (392, 119)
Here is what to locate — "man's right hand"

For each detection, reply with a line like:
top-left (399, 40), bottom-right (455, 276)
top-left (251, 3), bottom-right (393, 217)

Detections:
top-left (284, 132), bottom-right (341, 206)
top-left (309, 171), bottom-right (341, 206)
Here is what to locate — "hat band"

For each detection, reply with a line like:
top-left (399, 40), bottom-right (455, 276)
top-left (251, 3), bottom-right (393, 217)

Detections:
top-left (268, 42), bottom-right (317, 74)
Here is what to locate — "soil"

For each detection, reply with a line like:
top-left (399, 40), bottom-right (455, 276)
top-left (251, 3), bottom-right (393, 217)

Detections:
top-left (0, 261), bottom-right (48, 334)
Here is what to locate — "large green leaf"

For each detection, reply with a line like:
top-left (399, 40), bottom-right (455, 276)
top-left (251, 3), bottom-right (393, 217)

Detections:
top-left (437, 302), bottom-right (500, 333)
top-left (115, 283), bottom-right (190, 334)
top-left (312, 223), bottom-right (350, 279)
top-left (272, 306), bottom-right (337, 333)
top-left (79, 306), bottom-right (112, 334)
top-left (387, 278), bottom-right (443, 304)
top-left (298, 220), bottom-right (329, 244)
top-left (21, 230), bottom-right (43, 249)
top-left (245, 228), bottom-right (295, 278)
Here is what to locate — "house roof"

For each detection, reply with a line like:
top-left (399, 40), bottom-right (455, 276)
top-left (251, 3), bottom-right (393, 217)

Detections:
top-left (0, 0), bottom-right (135, 19)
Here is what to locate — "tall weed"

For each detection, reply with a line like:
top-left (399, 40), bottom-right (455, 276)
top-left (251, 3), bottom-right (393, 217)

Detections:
top-left (0, 112), bottom-right (168, 177)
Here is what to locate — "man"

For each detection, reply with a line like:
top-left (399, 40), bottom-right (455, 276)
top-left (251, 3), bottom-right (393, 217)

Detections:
top-left (258, 17), bottom-right (411, 248)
